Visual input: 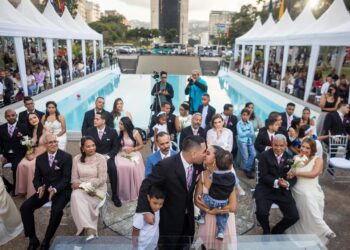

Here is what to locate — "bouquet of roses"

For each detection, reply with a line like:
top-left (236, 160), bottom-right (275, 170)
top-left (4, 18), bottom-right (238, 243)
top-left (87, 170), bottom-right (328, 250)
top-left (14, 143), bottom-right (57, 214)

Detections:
top-left (291, 155), bottom-right (308, 171)
top-left (21, 136), bottom-right (34, 154)
top-left (79, 182), bottom-right (104, 200)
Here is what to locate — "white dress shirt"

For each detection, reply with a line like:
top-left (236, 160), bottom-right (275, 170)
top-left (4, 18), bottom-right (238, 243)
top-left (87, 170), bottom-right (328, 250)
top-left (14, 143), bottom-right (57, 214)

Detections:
top-left (160, 150), bottom-right (171, 160)
top-left (201, 105), bottom-right (209, 129)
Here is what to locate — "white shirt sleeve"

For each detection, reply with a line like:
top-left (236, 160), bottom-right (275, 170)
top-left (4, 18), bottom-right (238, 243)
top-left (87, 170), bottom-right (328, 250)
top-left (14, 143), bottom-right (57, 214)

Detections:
top-left (133, 213), bottom-right (145, 230)
top-left (273, 179), bottom-right (279, 189)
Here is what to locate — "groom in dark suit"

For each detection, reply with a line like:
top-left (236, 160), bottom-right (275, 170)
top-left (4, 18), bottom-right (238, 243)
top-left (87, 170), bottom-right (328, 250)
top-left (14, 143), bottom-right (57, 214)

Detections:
top-left (0, 109), bottom-right (28, 193)
top-left (81, 97), bottom-right (114, 136)
top-left (255, 134), bottom-right (299, 235)
top-left (136, 136), bottom-right (206, 250)
top-left (20, 134), bottom-right (72, 250)
top-left (85, 112), bottom-right (121, 207)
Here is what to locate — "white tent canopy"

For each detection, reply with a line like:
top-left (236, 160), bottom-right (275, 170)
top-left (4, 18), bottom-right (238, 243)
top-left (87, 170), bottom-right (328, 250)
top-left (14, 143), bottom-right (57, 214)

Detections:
top-left (236, 17), bottom-right (262, 43)
top-left (234, 0), bottom-right (350, 102)
top-left (75, 13), bottom-right (103, 40)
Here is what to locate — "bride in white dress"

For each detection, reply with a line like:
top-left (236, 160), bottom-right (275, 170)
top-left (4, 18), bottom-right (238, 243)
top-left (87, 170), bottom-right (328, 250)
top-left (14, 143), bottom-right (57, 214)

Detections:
top-left (286, 138), bottom-right (335, 245)
top-left (42, 101), bottom-right (67, 150)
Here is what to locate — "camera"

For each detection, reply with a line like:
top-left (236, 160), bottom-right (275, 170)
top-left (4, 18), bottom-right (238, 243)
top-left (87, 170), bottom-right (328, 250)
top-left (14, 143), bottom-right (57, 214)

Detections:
top-left (152, 71), bottom-right (160, 80)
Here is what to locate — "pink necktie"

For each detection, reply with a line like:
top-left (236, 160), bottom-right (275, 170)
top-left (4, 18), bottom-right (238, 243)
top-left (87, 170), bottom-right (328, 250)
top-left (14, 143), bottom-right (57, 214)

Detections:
top-left (8, 125), bottom-right (14, 137)
top-left (49, 155), bottom-right (54, 167)
top-left (98, 130), bottom-right (103, 140)
top-left (186, 166), bottom-right (193, 190)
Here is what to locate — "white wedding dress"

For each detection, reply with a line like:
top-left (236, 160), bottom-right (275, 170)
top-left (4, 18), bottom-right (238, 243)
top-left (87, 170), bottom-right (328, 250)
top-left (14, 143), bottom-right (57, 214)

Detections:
top-left (45, 120), bottom-right (67, 150)
top-left (286, 157), bottom-right (334, 245)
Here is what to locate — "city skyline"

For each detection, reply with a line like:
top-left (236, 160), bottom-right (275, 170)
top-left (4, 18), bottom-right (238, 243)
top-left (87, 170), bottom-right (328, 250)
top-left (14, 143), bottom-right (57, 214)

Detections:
top-left (93, 0), bottom-right (256, 22)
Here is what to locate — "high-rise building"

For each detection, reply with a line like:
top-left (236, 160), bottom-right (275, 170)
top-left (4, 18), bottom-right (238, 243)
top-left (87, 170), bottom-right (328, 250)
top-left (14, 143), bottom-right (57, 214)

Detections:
top-left (85, 0), bottom-right (100, 23)
top-left (208, 11), bottom-right (234, 39)
top-left (151, 0), bottom-right (188, 44)
top-left (76, 0), bottom-right (87, 20)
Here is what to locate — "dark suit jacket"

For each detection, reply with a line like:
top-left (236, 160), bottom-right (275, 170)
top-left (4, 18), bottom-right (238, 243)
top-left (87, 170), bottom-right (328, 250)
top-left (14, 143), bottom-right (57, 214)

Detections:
top-left (18, 109), bottom-right (45, 128)
top-left (148, 113), bottom-right (177, 139)
top-left (254, 149), bottom-right (296, 202)
top-left (0, 77), bottom-right (14, 97)
top-left (85, 126), bottom-right (119, 158)
top-left (179, 125), bottom-right (206, 150)
top-left (198, 104), bottom-right (216, 129)
top-left (323, 111), bottom-right (347, 136)
top-left (224, 114), bottom-right (238, 137)
top-left (280, 112), bottom-right (297, 129)
top-left (0, 122), bottom-right (28, 157)
top-left (81, 109), bottom-right (114, 136)
top-left (254, 127), bottom-right (288, 154)
top-left (151, 82), bottom-right (174, 110)
top-left (33, 149), bottom-right (72, 193)
top-left (136, 154), bottom-right (203, 236)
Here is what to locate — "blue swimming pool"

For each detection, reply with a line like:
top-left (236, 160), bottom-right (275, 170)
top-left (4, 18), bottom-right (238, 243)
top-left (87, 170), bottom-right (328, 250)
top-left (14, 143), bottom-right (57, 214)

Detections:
top-left (57, 73), bottom-right (284, 131)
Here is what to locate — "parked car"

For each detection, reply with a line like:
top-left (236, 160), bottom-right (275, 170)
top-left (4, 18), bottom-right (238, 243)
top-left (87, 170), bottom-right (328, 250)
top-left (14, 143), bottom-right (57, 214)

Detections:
top-left (138, 48), bottom-right (151, 55)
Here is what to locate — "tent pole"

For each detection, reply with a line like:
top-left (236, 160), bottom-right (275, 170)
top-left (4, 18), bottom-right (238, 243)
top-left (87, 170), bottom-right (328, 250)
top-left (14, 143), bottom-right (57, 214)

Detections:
top-left (240, 44), bottom-right (245, 73)
top-left (335, 46), bottom-right (346, 75)
top-left (281, 44), bottom-right (289, 80)
top-left (263, 45), bottom-right (270, 84)
top-left (304, 43), bottom-right (320, 102)
top-left (93, 40), bottom-right (97, 72)
top-left (45, 38), bottom-right (56, 88)
top-left (14, 37), bottom-right (28, 96)
top-left (251, 44), bottom-right (256, 67)
top-left (81, 40), bottom-right (87, 76)
top-left (67, 39), bottom-right (73, 81)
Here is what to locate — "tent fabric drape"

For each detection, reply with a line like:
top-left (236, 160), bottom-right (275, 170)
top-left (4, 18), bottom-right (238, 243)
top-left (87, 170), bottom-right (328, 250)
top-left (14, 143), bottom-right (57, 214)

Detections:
top-left (93, 40), bottom-right (97, 72)
top-left (281, 45), bottom-right (289, 80)
top-left (240, 44), bottom-right (245, 72)
top-left (14, 37), bottom-right (28, 96)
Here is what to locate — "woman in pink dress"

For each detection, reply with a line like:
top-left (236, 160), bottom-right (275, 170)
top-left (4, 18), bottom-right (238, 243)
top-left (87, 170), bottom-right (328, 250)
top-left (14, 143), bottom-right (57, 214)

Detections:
top-left (194, 145), bottom-right (237, 250)
top-left (115, 117), bottom-right (144, 202)
top-left (16, 113), bottom-right (47, 198)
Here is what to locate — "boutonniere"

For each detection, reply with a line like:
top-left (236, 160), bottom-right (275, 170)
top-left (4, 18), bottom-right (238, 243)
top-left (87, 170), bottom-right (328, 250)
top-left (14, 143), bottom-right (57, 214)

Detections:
top-left (106, 138), bottom-right (110, 141)
top-left (54, 166), bottom-right (61, 171)
top-left (17, 132), bottom-right (23, 137)
top-left (103, 132), bottom-right (106, 135)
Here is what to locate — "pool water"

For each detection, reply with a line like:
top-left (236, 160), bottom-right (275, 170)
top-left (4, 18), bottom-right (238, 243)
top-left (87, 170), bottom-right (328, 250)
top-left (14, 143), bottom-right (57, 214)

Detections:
top-left (58, 73), bottom-right (284, 131)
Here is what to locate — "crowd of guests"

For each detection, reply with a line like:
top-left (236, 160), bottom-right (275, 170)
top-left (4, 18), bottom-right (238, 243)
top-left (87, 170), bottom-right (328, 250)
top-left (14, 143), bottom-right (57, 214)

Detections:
top-left (0, 53), bottom-right (104, 107)
top-left (0, 68), bottom-right (349, 250)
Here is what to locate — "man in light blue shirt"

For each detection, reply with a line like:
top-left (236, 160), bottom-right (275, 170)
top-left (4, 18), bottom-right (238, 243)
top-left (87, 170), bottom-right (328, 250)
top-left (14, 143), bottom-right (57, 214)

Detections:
top-left (145, 132), bottom-right (177, 177)
top-left (185, 70), bottom-right (208, 114)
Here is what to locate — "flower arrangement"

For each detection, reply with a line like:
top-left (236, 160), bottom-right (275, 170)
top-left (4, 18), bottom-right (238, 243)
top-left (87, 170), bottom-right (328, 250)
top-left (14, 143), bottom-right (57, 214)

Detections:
top-left (79, 182), bottom-right (104, 200)
top-left (291, 155), bottom-right (308, 171)
top-left (21, 136), bottom-right (34, 154)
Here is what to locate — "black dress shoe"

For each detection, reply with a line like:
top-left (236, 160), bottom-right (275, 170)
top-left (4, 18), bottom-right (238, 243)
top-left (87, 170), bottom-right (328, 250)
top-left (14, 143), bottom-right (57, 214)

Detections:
top-left (27, 239), bottom-right (40, 250)
top-left (112, 196), bottom-right (122, 207)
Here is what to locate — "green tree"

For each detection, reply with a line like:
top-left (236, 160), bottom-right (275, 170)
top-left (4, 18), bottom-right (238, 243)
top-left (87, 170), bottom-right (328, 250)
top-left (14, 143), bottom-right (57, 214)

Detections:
top-left (89, 15), bottom-right (129, 45)
top-left (164, 28), bottom-right (178, 43)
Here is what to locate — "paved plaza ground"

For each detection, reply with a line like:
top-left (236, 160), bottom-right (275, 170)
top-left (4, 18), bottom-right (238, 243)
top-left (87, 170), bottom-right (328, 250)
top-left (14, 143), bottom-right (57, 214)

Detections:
top-left (1, 141), bottom-right (349, 250)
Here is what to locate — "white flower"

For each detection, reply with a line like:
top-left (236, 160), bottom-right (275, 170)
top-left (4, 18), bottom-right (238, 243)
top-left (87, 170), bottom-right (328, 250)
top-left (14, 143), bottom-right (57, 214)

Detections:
top-left (292, 155), bottom-right (308, 170)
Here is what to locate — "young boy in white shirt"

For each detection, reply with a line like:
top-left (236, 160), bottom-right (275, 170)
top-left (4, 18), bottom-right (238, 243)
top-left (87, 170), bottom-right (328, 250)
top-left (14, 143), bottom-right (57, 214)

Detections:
top-left (132, 185), bottom-right (165, 250)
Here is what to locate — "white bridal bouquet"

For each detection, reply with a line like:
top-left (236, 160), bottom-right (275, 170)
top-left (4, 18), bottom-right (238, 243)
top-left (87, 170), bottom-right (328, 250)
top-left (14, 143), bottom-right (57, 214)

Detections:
top-left (21, 136), bottom-right (34, 154)
top-left (79, 182), bottom-right (104, 200)
top-left (291, 155), bottom-right (308, 171)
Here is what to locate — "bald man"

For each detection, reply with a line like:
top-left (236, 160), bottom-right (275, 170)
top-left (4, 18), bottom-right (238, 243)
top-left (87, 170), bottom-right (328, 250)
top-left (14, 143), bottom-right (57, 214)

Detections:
top-left (0, 109), bottom-right (28, 194)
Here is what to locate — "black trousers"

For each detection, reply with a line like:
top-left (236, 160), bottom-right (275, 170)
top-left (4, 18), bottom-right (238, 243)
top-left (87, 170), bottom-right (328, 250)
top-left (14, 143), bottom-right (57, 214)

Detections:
top-left (255, 195), bottom-right (299, 234)
top-left (107, 157), bottom-right (118, 199)
top-left (159, 214), bottom-right (194, 250)
top-left (20, 189), bottom-right (71, 242)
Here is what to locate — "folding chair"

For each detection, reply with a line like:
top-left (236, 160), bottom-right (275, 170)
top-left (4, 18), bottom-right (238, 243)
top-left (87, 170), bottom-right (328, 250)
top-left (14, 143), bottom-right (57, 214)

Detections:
top-left (171, 141), bottom-right (180, 153)
top-left (325, 135), bottom-right (350, 183)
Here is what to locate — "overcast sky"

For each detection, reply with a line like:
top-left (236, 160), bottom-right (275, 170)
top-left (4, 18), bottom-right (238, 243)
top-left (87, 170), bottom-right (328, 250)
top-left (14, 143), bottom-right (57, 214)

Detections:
top-left (94, 0), bottom-right (257, 22)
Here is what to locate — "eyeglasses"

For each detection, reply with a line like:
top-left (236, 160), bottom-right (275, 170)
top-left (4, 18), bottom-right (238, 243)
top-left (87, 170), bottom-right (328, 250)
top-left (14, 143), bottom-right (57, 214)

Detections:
top-left (47, 140), bottom-right (58, 145)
